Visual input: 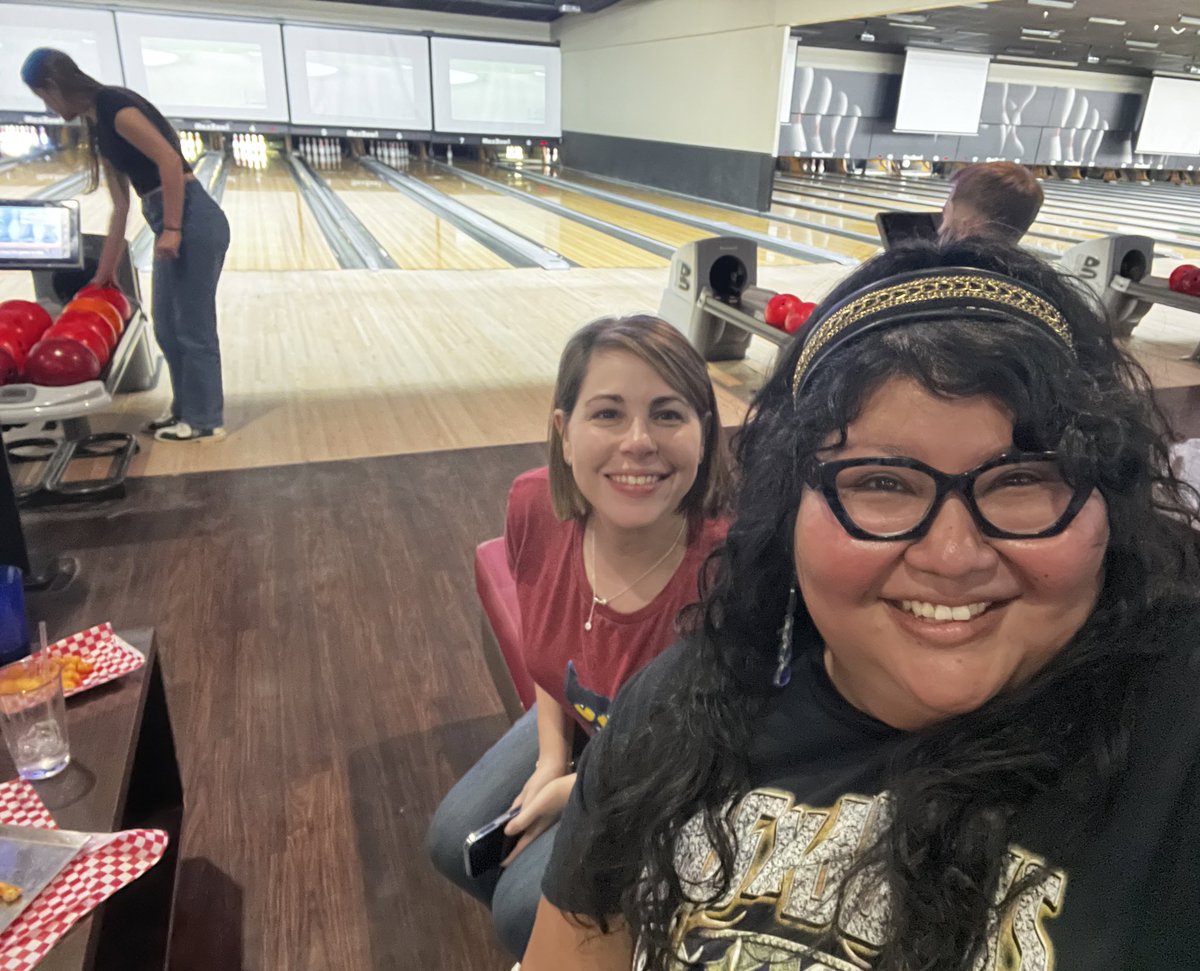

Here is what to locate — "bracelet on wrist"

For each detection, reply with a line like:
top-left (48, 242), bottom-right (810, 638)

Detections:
top-left (163, 226), bottom-right (182, 232)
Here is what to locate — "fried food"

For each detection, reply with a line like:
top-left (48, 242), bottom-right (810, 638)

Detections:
top-left (0, 881), bottom-right (22, 904)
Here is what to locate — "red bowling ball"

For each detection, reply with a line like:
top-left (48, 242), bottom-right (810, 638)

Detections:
top-left (54, 309), bottom-right (117, 351)
top-left (1169, 264), bottom-right (1199, 293)
top-left (74, 285), bottom-right (132, 323)
top-left (46, 320), bottom-right (110, 369)
top-left (23, 338), bottom-right (102, 387)
top-left (0, 330), bottom-right (26, 370)
top-left (0, 300), bottom-right (53, 353)
top-left (765, 293), bottom-right (803, 329)
top-left (784, 302), bottom-right (818, 336)
top-left (0, 348), bottom-right (18, 386)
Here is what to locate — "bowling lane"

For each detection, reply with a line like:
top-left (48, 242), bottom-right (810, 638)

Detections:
top-left (317, 160), bottom-right (509, 270)
top-left (783, 175), bottom-right (1200, 260)
top-left (405, 161), bottom-right (669, 268)
top-left (0, 149), bottom-right (87, 199)
top-left (771, 181), bottom-right (1086, 255)
top-left (221, 153), bottom-right (338, 271)
top-left (545, 166), bottom-right (880, 263)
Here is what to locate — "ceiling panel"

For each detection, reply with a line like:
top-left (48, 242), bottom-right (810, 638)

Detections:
top-left (792, 0), bottom-right (1200, 76)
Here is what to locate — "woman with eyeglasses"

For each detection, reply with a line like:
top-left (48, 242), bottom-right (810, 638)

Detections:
top-left (521, 239), bottom-right (1200, 971)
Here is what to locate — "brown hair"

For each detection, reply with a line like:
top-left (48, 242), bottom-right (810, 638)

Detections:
top-left (21, 48), bottom-right (104, 192)
top-left (547, 314), bottom-right (729, 523)
top-left (947, 161), bottom-right (1044, 240)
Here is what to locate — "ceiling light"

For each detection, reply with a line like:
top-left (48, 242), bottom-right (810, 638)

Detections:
top-left (1087, 16), bottom-right (1126, 25)
top-left (889, 22), bottom-right (937, 30)
top-left (1125, 39), bottom-right (1160, 48)
top-left (1190, 64), bottom-right (1200, 74)
top-left (1179, 15), bottom-right (1200, 27)
top-left (858, 30), bottom-right (876, 42)
top-left (558, 3), bottom-right (582, 11)
top-left (995, 54), bottom-right (1077, 66)
top-left (1025, 36), bottom-right (1063, 43)
top-left (1026, 0), bottom-right (1074, 8)
top-left (1021, 27), bottom-right (1062, 36)
top-left (888, 13), bottom-right (927, 22)
top-left (1170, 26), bottom-right (1187, 34)
top-left (1106, 56), bottom-right (1133, 65)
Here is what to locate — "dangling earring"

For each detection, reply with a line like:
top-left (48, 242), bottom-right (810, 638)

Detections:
top-left (773, 584), bottom-right (796, 688)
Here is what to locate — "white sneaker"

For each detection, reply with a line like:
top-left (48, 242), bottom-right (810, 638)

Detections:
top-left (154, 422), bottom-right (226, 444)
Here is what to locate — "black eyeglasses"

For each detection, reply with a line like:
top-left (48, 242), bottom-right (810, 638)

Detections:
top-left (807, 452), bottom-right (1094, 541)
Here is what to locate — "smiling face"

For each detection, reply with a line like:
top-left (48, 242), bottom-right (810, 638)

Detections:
top-left (555, 349), bottom-right (704, 535)
top-left (793, 376), bottom-right (1109, 731)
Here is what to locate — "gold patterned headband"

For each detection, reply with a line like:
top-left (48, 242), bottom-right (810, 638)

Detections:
top-left (791, 269), bottom-right (1075, 398)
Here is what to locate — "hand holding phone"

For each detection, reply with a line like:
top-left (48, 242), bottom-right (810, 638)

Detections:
top-left (463, 807), bottom-right (521, 879)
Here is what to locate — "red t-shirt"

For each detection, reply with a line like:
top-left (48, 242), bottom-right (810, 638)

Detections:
top-left (505, 467), bottom-right (727, 734)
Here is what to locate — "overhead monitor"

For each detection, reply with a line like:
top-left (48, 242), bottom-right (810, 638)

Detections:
top-left (0, 5), bottom-right (123, 115)
top-left (430, 38), bottom-right (561, 137)
top-left (894, 49), bottom-right (990, 135)
top-left (1135, 77), bottom-right (1200, 156)
top-left (0, 200), bottom-right (81, 271)
top-left (115, 12), bottom-right (288, 123)
top-left (283, 26), bottom-right (432, 131)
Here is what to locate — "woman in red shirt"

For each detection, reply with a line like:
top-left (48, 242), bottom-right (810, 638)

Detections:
top-left (427, 314), bottom-right (730, 958)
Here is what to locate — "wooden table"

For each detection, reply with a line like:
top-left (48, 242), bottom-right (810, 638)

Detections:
top-left (0, 630), bottom-right (184, 971)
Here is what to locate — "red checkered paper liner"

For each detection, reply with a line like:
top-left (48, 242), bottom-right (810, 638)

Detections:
top-left (0, 779), bottom-right (167, 971)
top-left (46, 623), bottom-right (145, 698)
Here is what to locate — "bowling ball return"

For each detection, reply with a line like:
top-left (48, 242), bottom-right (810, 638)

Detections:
top-left (658, 236), bottom-right (794, 361)
top-left (0, 201), bottom-right (158, 504)
top-left (1061, 235), bottom-right (1200, 354)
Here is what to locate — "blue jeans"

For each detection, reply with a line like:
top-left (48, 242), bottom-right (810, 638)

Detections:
top-left (141, 179), bottom-right (230, 431)
top-left (427, 707), bottom-right (581, 958)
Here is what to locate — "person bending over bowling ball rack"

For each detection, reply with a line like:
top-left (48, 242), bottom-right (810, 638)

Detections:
top-left (427, 315), bottom-right (731, 959)
top-left (21, 47), bottom-right (230, 444)
top-left (522, 239), bottom-right (1200, 971)
top-left (940, 160), bottom-right (1044, 246)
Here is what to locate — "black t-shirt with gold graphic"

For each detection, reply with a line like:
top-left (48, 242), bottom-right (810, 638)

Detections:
top-left (543, 605), bottom-right (1200, 970)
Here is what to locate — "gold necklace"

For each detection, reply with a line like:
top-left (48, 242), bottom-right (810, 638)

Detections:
top-left (584, 518), bottom-right (687, 632)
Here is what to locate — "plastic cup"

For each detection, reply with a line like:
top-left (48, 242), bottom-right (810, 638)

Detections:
top-left (0, 655), bottom-right (70, 781)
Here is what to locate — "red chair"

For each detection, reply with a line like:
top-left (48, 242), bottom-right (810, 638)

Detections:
top-left (474, 538), bottom-right (533, 722)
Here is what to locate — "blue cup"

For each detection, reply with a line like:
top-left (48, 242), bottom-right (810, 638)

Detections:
top-left (0, 566), bottom-right (30, 667)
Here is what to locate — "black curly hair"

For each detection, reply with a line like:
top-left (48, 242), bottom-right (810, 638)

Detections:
top-left (566, 238), bottom-right (1200, 970)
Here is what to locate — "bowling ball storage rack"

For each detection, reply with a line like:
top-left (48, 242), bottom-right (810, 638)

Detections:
top-left (1, 229), bottom-right (158, 505)
top-left (1, 308), bottom-right (157, 505)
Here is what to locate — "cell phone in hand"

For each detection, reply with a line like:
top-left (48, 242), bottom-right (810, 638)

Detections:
top-left (463, 807), bottom-right (521, 879)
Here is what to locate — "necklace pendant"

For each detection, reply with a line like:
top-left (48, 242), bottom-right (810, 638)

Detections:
top-left (594, 596), bottom-right (607, 606)
top-left (584, 620), bottom-right (592, 631)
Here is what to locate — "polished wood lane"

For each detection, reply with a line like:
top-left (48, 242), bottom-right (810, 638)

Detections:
top-left (779, 174), bottom-right (1200, 261)
top-left (318, 161), bottom-right (510, 271)
top-left (407, 162), bottom-right (668, 269)
top-left (0, 149), bottom-right (87, 199)
top-left (23, 442), bottom-right (547, 971)
top-left (548, 165), bottom-right (878, 263)
top-left (221, 154), bottom-right (338, 272)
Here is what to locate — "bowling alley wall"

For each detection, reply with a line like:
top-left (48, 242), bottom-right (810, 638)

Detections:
top-left (778, 46), bottom-right (1200, 172)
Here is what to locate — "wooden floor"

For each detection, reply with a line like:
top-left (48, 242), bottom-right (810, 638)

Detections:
top-left (24, 442), bottom-right (544, 971)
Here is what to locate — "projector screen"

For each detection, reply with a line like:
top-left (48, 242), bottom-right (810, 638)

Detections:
top-left (0, 5), bottom-right (123, 114)
top-left (1136, 77), bottom-right (1200, 156)
top-left (430, 38), bottom-right (561, 137)
top-left (284, 26), bottom-right (432, 131)
top-left (116, 12), bottom-right (288, 123)
top-left (894, 49), bottom-right (990, 135)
